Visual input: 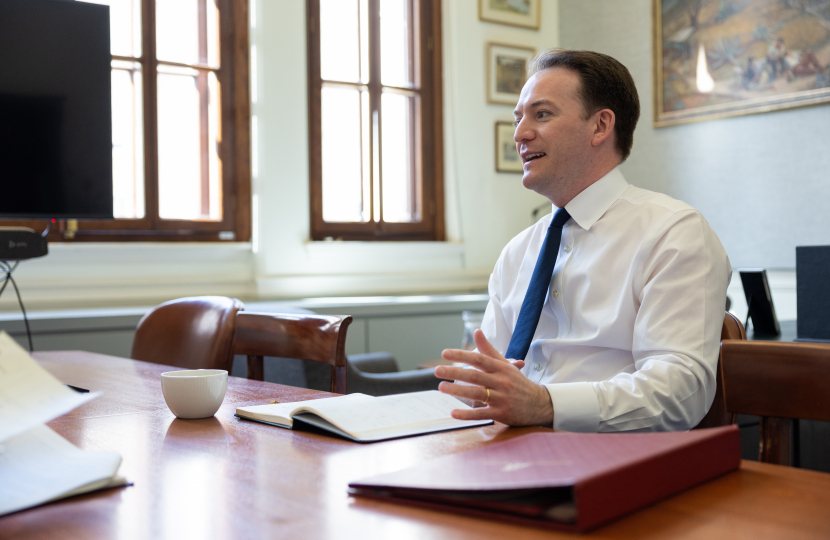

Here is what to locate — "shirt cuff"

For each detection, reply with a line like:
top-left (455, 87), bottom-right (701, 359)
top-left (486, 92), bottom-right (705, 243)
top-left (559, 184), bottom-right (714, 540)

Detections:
top-left (546, 382), bottom-right (601, 432)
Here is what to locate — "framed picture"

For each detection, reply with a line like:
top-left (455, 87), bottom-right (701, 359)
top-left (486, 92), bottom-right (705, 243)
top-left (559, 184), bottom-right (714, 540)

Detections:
top-left (479, 0), bottom-right (541, 30)
top-left (653, 0), bottom-right (830, 127)
top-left (488, 43), bottom-right (536, 105)
top-left (495, 121), bottom-right (522, 173)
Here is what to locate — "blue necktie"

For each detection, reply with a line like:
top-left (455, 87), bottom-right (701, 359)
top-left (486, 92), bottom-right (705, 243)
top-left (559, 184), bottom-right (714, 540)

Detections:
top-left (505, 207), bottom-right (571, 361)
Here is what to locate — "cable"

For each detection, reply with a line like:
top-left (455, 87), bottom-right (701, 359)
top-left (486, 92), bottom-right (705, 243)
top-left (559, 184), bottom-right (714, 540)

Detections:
top-left (0, 260), bottom-right (33, 352)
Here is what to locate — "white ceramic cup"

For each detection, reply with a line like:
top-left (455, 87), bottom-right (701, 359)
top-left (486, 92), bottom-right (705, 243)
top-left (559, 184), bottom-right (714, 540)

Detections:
top-left (161, 369), bottom-right (228, 419)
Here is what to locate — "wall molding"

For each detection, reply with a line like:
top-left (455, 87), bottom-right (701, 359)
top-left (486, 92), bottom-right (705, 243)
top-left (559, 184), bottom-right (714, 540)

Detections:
top-left (255, 270), bottom-right (491, 300)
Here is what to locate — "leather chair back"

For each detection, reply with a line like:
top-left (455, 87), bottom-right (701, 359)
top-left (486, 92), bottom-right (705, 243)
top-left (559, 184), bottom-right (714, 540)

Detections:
top-left (233, 312), bottom-right (352, 394)
top-left (131, 296), bottom-right (244, 370)
top-left (693, 311), bottom-right (746, 429)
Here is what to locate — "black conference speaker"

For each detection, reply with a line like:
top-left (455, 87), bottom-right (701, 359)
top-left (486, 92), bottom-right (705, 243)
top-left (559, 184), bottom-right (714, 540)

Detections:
top-left (796, 245), bottom-right (830, 342)
top-left (0, 228), bottom-right (48, 261)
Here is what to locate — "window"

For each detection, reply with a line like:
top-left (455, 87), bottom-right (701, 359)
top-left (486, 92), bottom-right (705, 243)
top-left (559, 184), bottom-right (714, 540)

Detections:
top-left (2, 0), bottom-right (250, 242)
top-left (307, 0), bottom-right (444, 241)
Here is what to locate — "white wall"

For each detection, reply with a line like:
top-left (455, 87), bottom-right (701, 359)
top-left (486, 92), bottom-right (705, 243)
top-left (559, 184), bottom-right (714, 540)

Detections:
top-left (1, 0), bottom-right (559, 312)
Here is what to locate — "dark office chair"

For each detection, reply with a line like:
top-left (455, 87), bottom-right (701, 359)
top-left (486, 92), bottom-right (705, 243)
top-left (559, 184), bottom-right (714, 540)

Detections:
top-left (722, 340), bottom-right (830, 465)
top-left (344, 352), bottom-right (441, 396)
top-left (131, 296), bottom-right (244, 370)
top-left (233, 312), bottom-right (353, 394)
top-left (693, 312), bottom-right (746, 429)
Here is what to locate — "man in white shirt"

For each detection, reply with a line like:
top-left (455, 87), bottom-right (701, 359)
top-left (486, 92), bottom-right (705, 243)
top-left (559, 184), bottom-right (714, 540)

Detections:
top-left (435, 49), bottom-right (731, 432)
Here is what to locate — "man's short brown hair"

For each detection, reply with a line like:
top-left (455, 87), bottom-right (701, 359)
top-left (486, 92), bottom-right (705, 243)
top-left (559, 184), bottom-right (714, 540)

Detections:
top-left (527, 49), bottom-right (640, 161)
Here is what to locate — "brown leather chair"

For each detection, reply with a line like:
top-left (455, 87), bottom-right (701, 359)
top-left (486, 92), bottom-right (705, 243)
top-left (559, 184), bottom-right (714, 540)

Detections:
top-left (721, 341), bottom-right (830, 465)
top-left (131, 296), bottom-right (244, 370)
top-left (693, 312), bottom-right (746, 429)
top-left (233, 312), bottom-right (353, 394)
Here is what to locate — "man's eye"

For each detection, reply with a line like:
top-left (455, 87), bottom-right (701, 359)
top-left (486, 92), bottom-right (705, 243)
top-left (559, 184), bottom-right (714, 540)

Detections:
top-left (537, 110), bottom-right (551, 119)
top-left (512, 119), bottom-right (520, 128)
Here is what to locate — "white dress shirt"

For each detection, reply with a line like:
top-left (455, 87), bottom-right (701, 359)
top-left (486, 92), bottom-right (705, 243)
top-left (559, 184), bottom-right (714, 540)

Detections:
top-left (481, 167), bottom-right (731, 432)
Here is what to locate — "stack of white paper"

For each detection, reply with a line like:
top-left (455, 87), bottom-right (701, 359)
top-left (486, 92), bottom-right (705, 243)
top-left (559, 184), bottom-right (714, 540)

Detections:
top-left (0, 331), bottom-right (127, 516)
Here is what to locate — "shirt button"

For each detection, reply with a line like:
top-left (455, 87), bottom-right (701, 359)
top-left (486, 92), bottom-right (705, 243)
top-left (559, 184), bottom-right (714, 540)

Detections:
top-left (552, 289), bottom-right (559, 298)
top-left (564, 245), bottom-right (571, 253)
top-left (534, 363), bottom-right (543, 372)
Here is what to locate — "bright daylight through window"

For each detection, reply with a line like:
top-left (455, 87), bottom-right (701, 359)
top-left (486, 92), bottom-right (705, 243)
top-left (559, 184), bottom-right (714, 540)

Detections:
top-left (308, 0), bottom-right (444, 241)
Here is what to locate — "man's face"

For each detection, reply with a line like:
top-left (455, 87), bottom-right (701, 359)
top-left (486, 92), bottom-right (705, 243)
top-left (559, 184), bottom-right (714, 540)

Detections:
top-left (513, 68), bottom-right (596, 203)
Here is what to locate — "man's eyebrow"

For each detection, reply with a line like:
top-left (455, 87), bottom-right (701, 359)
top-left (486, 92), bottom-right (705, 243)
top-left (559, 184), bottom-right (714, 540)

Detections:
top-left (515, 99), bottom-right (558, 117)
top-left (530, 99), bottom-right (554, 107)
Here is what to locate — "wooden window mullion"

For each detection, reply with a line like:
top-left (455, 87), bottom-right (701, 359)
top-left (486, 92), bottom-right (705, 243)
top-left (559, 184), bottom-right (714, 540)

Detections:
top-left (197, 0), bottom-right (210, 217)
top-left (368, 0), bottom-right (382, 227)
top-left (143, 0), bottom-right (159, 228)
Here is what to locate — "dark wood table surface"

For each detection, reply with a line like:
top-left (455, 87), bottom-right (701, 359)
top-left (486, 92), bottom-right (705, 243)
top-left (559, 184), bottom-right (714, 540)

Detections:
top-left (2, 351), bottom-right (830, 539)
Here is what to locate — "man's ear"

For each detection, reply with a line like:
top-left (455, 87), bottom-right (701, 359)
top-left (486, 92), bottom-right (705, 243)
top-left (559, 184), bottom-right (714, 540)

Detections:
top-left (591, 109), bottom-right (615, 148)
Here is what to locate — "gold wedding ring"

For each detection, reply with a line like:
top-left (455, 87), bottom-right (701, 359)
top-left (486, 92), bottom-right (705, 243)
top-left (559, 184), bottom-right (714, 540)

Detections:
top-left (482, 388), bottom-right (491, 405)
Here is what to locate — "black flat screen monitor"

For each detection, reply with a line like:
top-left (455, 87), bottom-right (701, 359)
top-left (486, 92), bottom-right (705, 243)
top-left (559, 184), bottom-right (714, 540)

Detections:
top-left (0, 0), bottom-right (113, 219)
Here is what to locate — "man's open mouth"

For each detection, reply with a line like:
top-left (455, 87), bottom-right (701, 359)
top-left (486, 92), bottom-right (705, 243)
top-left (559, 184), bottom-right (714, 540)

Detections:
top-left (524, 152), bottom-right (546, 163)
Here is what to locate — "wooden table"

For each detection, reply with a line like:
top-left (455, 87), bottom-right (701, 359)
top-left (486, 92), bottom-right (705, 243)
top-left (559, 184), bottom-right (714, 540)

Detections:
top-left (3, 352), bottom-right (830, 539)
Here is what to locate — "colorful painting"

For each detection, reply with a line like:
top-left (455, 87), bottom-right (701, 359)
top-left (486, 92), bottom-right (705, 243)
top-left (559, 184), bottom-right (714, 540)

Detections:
top-left (479, 0), bottom-right (541, 29)
top-left (654, 0), bottom-right (830, 126)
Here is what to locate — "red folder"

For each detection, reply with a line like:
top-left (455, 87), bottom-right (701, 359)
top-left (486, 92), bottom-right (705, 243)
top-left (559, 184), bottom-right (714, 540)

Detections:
top-left (349, 425), bottom-right (741, 533)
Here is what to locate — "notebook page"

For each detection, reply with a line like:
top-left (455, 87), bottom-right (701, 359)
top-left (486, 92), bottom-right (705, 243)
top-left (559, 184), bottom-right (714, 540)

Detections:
top-left (0, 332), bottom-right (99, 443)
top-left (307, 390), bottom-right (483, 440)
top-left (0, 424), bottom-right (122, 516)
top-left (236, 393), bottom-right (374, 426)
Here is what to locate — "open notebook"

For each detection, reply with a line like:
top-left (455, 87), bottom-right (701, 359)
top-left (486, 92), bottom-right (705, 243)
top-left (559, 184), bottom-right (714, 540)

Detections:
top-left (236, 390), bottom-right (492, 442)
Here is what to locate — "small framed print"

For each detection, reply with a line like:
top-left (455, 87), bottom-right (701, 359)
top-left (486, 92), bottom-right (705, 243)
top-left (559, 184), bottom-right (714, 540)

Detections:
top-left (479, 0), bottom-right (541, 30)
top-left (487, 43), bottom-right (535, 106)
top-left (495, 121), bottom-right (521, 173)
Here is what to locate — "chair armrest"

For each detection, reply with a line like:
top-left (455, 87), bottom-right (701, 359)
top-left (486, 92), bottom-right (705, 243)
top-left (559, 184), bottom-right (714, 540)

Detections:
top-left (348, 352), bottom-right (400, 374)
top-left (347, 365), bottom-right (442, 396)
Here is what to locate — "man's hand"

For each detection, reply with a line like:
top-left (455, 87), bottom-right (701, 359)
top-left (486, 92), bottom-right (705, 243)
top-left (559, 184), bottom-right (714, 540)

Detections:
top-left (435, 330), bottom-right (554, 427)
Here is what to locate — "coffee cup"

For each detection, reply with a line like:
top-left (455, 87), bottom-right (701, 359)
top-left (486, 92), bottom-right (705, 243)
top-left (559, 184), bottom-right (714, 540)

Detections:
top-left (161, 369), bottom-right (228, 419)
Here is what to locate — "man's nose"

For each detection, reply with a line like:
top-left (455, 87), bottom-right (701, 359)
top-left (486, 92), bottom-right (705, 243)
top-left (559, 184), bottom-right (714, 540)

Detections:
top-left (514, 119), bottom-right (532, 143)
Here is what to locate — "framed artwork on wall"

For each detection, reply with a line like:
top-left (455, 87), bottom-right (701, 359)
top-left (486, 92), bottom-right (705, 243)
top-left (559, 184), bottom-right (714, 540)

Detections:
top-left (487, 43), bottom-right (535, 105)
top-left (653, 0), bottom-right (830, 127)
top-left (479, 0), bottom-right (541, 30)
top-left (495, 121), bottom-right (522, 173)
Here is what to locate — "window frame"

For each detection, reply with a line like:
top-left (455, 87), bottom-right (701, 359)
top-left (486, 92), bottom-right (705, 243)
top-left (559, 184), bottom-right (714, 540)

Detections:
top-left (306, 0), bottom-right (445, 241)
top-left (0, 0), bottom-right (251, 243)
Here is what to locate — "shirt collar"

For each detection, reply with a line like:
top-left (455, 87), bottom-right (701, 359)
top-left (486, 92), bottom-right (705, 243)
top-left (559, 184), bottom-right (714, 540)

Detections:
top-left (561, 167), bottom-right (629, 231)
